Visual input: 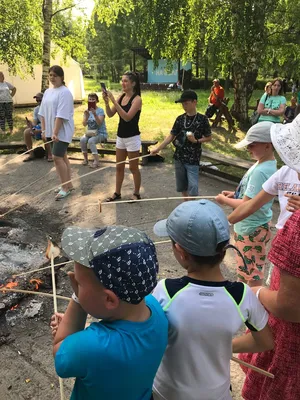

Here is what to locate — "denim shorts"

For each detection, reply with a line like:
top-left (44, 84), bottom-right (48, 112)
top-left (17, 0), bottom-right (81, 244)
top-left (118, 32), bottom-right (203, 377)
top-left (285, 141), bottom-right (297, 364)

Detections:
top-left (174, 159), bottom-right (199, 196)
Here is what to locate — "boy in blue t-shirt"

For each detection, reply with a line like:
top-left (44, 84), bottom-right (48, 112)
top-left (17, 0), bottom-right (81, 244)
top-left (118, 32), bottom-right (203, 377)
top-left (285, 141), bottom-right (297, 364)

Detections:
top-left (50, 225), bottom-right (168, 400)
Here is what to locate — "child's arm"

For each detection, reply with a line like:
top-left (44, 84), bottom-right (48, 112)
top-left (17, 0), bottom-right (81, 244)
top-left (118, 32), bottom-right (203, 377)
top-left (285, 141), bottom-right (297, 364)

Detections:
top-left (215, 193), bottom-right (249, 208)
top-left (151, 134), bottom-right (174, 155)
top-left (228, 190), bottom-right (274, 223)
top-left (52, 272), bottom-right (87, 356)
top-left (232, 324), bottom-right (273, 353)
top-left (53, 300), bottom-right (87, 356)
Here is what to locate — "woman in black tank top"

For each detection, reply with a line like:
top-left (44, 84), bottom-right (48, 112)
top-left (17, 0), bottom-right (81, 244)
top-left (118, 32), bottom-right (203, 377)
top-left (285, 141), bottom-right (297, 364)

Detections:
top-left (103, 72), bottom-right (142, 202)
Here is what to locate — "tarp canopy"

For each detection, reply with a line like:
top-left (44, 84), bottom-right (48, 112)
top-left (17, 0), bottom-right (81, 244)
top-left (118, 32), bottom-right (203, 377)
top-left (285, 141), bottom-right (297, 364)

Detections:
top-left (0, 47), bottom-right (85, 106)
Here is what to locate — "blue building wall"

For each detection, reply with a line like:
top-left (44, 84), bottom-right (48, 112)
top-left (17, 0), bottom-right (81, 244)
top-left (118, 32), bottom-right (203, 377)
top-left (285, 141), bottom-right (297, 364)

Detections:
top-left (147, 60), bottom-right (192, 83)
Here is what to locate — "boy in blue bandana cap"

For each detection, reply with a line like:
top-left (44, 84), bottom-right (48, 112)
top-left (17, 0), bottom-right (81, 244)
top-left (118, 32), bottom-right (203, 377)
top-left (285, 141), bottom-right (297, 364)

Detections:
top-left (50, 225), bottom-right (168, 400)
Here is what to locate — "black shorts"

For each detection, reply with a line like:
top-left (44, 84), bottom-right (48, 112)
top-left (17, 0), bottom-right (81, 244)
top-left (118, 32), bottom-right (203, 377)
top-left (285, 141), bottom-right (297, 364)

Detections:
top-left (52, 141), bottom-right (69, 157)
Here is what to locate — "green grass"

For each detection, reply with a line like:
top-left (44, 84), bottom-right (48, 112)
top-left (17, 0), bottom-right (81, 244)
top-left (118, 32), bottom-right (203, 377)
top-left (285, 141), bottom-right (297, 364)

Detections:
top-left (0, 77), bottom-right (283, 177)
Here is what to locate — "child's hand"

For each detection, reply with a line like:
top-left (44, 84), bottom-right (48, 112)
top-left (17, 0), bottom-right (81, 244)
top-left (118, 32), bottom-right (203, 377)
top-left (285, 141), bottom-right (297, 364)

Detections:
top-left (50, 313), bottom-right (64, 338)
top-left (222, 190), bottom-right (235, 198)
top-left (215, 193), bottom-right (227, 205)
top-left (285, 194), bottom-right (300, 212)
top-left (150, 147), bottom-right (159, 155)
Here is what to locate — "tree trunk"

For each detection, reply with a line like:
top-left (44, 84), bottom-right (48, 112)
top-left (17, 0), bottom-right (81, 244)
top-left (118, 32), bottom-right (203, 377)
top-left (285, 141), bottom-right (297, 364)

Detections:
top-left (231, 63), bottom-right (259, 126)
top-left (42, 0), bottom-right (53, 91)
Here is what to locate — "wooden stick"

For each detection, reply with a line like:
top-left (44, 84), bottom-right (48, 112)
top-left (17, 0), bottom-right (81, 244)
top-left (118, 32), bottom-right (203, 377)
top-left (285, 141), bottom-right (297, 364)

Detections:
top-left (13, 260), bottom-right (74, 278)
top-left (0, 140), bottom-right (54, 169)
top-left (0, 287), bottom-right (70, 301)
top-left (0, 153), bottom-right (151, 219)
top-left (47, 241), bottom-right (65, 400)
top-left (1, 170), bottom-right (53, 204)
top-left (231, 356), bottom-right (274, 379)
top-left (99, 195), bottom-right (216, 212)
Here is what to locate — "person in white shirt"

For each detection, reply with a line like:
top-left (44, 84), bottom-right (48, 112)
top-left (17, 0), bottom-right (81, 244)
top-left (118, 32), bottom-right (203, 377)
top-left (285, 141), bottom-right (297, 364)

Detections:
top-left (228, 115), bottom-right (300, 284)
top-left (0, 71), bottom-right (16, 135)
top-left (152, 200), bottom-right (273, 400)
top-left (39, 65), bottom-right (74, 200)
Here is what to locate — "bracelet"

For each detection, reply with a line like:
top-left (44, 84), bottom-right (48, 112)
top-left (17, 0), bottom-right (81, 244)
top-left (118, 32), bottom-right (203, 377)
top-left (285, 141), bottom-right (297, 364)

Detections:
top-left (72, 292), bottom-right (80, 304)
top-left (256, 287), bottom-right (265, 300)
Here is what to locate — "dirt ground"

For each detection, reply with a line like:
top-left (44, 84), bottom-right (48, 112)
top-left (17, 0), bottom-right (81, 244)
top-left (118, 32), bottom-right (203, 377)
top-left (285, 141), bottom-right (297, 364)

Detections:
top-left (0, 154), bottom-right (279, 400)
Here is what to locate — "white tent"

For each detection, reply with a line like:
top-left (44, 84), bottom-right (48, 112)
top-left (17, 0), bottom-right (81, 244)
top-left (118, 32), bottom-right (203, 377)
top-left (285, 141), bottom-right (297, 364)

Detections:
top-left (0, 47), bottom-right (85, 106)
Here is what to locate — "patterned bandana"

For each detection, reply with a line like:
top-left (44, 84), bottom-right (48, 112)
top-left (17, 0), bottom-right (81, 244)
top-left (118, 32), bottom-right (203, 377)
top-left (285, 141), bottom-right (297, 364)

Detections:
top-left (268, 210), bottom-right (300, 271)
top-left (62, 226), bottom-right (159, 304)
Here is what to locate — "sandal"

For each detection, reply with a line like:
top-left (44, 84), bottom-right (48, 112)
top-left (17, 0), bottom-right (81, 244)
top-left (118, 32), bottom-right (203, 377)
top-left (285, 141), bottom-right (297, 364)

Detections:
top-left (54, 186), bottom-right (75, 193)
top-left (105, 192), bottom-right (121, 202)
top-left (47, 158), bottom-right (53, 162)
top-left (55, 189), bottom-right (71, 201)
top-left (130, 193), bottom-right (142, 201)
top-left (89, 162), bottom-right (99, 169)
top-left (82, 160), bottom-right (88, 166)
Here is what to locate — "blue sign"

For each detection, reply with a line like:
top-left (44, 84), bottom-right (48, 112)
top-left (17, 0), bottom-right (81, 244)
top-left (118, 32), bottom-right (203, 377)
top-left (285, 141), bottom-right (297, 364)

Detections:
top-left (147, 60), bottom-right (192, 84)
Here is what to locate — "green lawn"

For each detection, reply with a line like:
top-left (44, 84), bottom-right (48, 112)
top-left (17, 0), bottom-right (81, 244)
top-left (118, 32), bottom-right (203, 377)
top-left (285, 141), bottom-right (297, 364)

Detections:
top-left (1, 77), bottom-right (284, 176)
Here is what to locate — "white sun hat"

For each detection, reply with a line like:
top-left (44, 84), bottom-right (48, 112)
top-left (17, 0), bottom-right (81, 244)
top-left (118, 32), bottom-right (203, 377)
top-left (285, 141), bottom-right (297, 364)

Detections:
top-left (271, 114), bottom-right (300, 173)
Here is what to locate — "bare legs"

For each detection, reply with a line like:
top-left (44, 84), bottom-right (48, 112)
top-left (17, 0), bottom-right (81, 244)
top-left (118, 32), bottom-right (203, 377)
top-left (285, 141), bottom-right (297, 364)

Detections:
top-left (53, 153), bottom-right (73, 192)
top-left (107, 148), bottom-right (141, 200)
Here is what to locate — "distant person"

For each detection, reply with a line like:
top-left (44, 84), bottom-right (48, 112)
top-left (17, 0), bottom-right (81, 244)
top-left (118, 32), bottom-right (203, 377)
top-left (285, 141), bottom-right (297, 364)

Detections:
top-left (23, 92), bottom-right (44, 162)
top-left (283, 97), bottom-right (297, 123)
top-left (282, 78), bottom-right (287, 95)
top-left (151, 90), bottom-right (211, 199)
top-left (51, 225), bottom-right (168, 400)
top-left (80, 93), bottom-right (107, 168)
top-left (264, 82), bottom-right (272, 96)
top-left (0, 71), bottom-right (16, 135)
top-left (39, 65), bottom-right (74, 200)
top-left (215, 122), bottom-right (277, 287)
top-left (292, 81), bottom-right (297, 95)
top-left (152, 200), bottom-right (273, 400)
top-left (206, 79), bottom-right (234, 130)
top-left (103, 72), bottom-right (142, 202)
top-left (257, 78), bottom-right (286, 123)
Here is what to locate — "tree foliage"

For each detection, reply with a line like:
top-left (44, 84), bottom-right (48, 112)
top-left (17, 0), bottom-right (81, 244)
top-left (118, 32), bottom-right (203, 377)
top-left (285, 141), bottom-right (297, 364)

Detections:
top-left (0, 0), bottom-right (42, 75)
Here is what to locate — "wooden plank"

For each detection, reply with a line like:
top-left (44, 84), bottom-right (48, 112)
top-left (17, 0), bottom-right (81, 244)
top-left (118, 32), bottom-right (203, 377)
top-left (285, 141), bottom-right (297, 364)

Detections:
top-left (200, 166), bottom-right (241, 183)
top-left (0, 141), bottom-right (27, 150)
top-left (202, 149), bottom-right (253, 170)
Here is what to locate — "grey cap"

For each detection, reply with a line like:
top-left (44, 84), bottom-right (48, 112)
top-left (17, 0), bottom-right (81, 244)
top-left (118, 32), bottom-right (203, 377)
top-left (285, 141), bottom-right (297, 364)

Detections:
top-left (153, 200), bottom-right (230, 256)
top-left (61, 226), bottom-right (159, 304)
top-left (235, 121), bottom-right (273, 149)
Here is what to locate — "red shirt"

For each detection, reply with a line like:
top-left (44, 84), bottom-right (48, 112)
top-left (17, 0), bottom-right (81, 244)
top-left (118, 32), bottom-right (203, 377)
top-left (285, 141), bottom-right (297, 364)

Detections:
top-left (209, 86), bottom-right (225, 107)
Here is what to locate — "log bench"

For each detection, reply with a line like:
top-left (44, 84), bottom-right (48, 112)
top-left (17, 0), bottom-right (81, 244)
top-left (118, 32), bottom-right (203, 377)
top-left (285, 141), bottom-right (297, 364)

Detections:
top-left (0, 138), bottom-right (158, 166)
top-left (70, 137), bottom-right (158, 166)
top-left (201, 149), bottom-right (253, 183)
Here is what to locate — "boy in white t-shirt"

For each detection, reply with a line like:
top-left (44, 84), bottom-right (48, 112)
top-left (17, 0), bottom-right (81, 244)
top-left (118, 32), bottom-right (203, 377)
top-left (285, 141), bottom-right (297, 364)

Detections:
top-left (152, 200), bottom-right (273, 400)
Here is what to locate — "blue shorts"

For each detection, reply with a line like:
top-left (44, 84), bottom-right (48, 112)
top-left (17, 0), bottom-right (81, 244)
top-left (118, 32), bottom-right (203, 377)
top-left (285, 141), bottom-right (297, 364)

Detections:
top-left (174, 159), bottom-right (199, 196)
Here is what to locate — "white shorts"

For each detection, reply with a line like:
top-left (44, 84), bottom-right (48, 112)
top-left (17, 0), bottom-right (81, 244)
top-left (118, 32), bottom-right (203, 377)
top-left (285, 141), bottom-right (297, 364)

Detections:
top-left (116, 135), bottom-right (141, 152)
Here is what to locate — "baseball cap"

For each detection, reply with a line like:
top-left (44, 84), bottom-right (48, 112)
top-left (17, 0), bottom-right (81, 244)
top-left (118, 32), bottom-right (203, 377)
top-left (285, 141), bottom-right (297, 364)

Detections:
top-left (153, 200), bottom-right (230, 256)
top-left (175, 90), bottom-right (197, 103)
top-left (235, 121), bottom-right (273, 149)
top-left (33, 92), bottom-right (43, 99)
top-left (213, 79), bottom-right (220, 83)
top-left (61, 225), bottom-right (159, 304)
top-left (271, 114), bottom-right (300, 173)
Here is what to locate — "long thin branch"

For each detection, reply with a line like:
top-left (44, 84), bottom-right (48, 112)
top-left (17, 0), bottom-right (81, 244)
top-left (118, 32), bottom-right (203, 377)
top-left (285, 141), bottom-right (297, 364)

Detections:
top-left (51, 4), bottom-right (77, 18)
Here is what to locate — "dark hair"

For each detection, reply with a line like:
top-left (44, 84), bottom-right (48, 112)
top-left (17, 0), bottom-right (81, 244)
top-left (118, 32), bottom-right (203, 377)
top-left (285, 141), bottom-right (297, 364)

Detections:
top-left (124, 71), bottom-right (141, 96)
top-left (171, 239), bottom-right (229, 266)
top-left (271, 78), bottom-right (283, 95)
top-left (88, 92), bottom-right (99, 102)
top-left (49, 65), bottom-right (65, 85)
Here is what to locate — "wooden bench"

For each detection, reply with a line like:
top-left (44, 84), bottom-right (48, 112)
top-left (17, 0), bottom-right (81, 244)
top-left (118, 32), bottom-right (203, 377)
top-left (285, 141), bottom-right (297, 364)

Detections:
top-left (70, 137), bottom-right (158, 166)
top-left (201, 149), bottom-right (253, 183)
